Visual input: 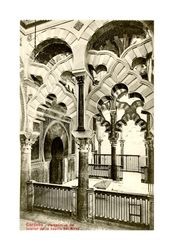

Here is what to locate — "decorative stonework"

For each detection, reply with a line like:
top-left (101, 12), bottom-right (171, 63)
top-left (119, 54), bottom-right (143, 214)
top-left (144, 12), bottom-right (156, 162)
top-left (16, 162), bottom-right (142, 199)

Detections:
top-left (110, 140), bottom-right (118, 147)
top-left (74, 21), bottom-right (84, 31)
top-left (145, 138), bottom-right (154, 150)
top-left (119, 139), bottom-right (125, 147)
top-left (76, 75), bottom-right (85, 85)
top-left (75, 138), bottom-right (90, 152)
top-left (144, 132), bottom-right (154, 149)
top-left (20, 132), bottom-right (39, 152)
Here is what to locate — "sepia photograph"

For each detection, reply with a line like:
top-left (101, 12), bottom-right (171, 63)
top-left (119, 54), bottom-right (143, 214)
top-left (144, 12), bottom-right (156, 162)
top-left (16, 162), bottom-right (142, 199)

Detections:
top-left (20, 19), bottom-right (154, 230)
top-left (2, 0), bottom-right (174, 249)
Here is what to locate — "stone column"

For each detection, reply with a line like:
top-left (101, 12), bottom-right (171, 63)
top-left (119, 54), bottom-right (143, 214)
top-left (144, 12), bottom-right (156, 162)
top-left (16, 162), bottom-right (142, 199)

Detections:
top-left (144, 111), bottom-right (154, 184)
top-left (144, 112), bottom-right (154, 229)
top-left (97, 139), bottom-right (103, 164)
top-left (109, 106), bottom-right (119, 181)
top-left (120, 138), bottom-right (125, 168)
top-left (76, 75), bottom-right (85, 131)
top-left (98, 139), bottom-right (102, 155)
top-left (146, 136), bottom-right (154, 184)
top-left (76, 138), bottom-right (89, 221)
top-left (20, 132), bottom-right (39, 211)
top-left (111, 140), bottom-right (117, 180)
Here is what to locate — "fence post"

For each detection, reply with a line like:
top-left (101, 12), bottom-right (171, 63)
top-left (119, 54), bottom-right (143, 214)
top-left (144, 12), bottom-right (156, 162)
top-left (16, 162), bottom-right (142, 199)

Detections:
top-left (27, 180), bottom-right (35, 211)
top-left (138, 155), bottom-right (140, 172)
top-left (87, 188), bottom-right (95, 222)
top-left (148, 183), bottom-right (154, 230)
top-left (71, 186), bottom-right (77, 218)
top-left (149, 195), bottom-right (154, 229)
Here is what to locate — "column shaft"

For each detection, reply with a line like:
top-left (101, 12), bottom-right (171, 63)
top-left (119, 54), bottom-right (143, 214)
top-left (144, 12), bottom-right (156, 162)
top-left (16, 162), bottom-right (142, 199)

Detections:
top-left (76, 138), bottom-right (89, 221)
top-left (76, 75), bottom-right (85, 131)
top-left (120, 139), bottom-right (125, 168)
top-left (20, 144), bottom-right (31, 210)
top-left (111, 143), bottom-right (117, 180)
top-left (98, 139), bottom-right (102, 164)
top-left (147, 140), bottom-right (154, 184)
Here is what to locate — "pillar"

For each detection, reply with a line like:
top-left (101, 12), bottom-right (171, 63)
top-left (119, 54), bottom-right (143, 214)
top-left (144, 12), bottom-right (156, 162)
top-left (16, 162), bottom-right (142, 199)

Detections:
top-left (144, 112), bottom-right (154, 229)
top-left (144, 112), bottom-right (154, 184)
top-left (92, 117), bottom-right (96, 150)
top-left (76, 75), bottom-right (85, 131)
top-left (120, 138), bottom-right (125, 168)
top-left (20, 132), bottom-right (39, 211)
top-left (76, 138), bottom-right (89, 221)
top-left (98, 139), bottom-right (102, 155)
top-left (146, 136), bottom-right (154, 184)
top-left (97, 139), bottom-right (103, 164)
top-left (111, 141), bottom-right (117, 180)
top-left (109, 106), bottom-right (119, 181)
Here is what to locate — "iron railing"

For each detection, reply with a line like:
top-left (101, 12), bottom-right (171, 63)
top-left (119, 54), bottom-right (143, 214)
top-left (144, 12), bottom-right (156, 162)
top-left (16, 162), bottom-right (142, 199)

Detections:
top-left (89, 154), bottom-right (141, 178)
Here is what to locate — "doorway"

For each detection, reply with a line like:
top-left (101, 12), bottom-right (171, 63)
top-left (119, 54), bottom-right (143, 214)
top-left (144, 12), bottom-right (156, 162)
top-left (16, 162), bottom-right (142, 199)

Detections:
top-left (49, 137), bottom-right (64, 184)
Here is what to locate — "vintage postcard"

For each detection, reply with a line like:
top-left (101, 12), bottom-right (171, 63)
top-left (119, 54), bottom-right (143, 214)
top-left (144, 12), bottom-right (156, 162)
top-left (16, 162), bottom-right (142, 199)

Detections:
top-left (20, 20), bottom-right (154, 230)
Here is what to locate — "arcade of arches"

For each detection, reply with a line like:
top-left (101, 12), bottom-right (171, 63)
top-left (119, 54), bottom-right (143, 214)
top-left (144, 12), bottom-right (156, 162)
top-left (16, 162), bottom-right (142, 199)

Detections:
top-left (20, 20), bottom-right (154, 223)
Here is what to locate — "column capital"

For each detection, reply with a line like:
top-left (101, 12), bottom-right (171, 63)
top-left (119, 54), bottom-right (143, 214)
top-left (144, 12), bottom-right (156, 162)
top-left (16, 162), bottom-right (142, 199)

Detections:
top-left (109, 132), bottom-right (119, 146)
top-left (76, 75), bottom-right (85, 84)
top-left (20, 131), bottom-right (39, 152)
top-left (110, 140), bottom-right (117, 147)
top-left (75, 138), bottom-right (90, 152)
top-left (97, 139), bottom-right (103, 144)
top-left (146, 139), bottom-right (154, 150)
top-left (144, 132), bottom-right (154, 149)
top-left (119, 139), bottom-right (125, 145)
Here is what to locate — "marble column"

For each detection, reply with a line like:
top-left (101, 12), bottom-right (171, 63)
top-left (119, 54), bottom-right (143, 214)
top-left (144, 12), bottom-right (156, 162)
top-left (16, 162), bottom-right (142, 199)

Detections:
top-left (76, 138), bottom-right (89, 221)
top-left (97, 139), bottom-right (103, 164)
top-left (144, 112), bottom-right (154, 184)
top-left (146, 136), bottom-right (154, 184)
top-left (145, 136), bottom-right (154, 230)
top-left (109, 107), bottom-right (119, 181)
top-left (111, 141), bottom-right (117, 180)
top-left (76, 75), bottom-right (85, 131)
top-left (20, 132), bottom-right (39, 211)
top-left (144, 112), bottom-right (154, 229)
top-left (120, 139), bottom-right (125, 168)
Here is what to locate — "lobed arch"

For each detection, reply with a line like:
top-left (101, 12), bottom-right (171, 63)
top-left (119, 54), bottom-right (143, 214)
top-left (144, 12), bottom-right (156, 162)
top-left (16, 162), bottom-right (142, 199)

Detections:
top-left (27, 72), bottom-right (77, 126)
top-left (85, 68), bottom-right (153, 131)
top-left (120, 37), bottom-right (153, 67)
top-left (28, 55), bottom-right (73, 83)
top-left (83, 20), bottom-right (153, 77)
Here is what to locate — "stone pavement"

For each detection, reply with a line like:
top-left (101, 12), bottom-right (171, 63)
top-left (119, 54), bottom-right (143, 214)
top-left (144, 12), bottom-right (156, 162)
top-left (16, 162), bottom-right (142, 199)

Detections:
top-left (20, 210), bottom-right (141, 230)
